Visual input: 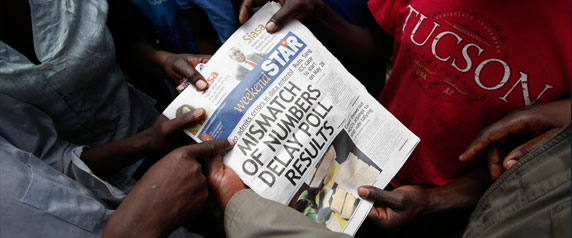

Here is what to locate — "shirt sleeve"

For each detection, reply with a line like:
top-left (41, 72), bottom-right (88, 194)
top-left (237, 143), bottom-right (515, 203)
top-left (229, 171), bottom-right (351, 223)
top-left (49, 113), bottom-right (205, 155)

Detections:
top-left (0, 93), bottom-right (126, 204)
top-left (367, 0), bottom-right (403, 36)
top-left (175, 0), bottom-right (194, 10)
top-left (225, 189), bottom-right (353, 238)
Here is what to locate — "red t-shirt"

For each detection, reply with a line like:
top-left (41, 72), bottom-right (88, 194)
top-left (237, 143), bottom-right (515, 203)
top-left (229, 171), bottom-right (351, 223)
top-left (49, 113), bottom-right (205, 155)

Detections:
top-left (368, 0), bottom-right (571, 187)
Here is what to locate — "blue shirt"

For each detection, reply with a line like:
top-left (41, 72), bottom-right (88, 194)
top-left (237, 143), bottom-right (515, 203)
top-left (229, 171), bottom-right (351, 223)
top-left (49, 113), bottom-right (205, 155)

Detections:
top-left (175, 0), bottom-right (238, 43)
top-left (131, 0), bottom-right (199, 53)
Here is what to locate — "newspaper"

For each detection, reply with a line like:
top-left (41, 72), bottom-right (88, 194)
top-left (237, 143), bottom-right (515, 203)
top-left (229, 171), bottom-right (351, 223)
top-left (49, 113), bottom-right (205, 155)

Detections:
top-left (163, 2), bottom-right (419, 235)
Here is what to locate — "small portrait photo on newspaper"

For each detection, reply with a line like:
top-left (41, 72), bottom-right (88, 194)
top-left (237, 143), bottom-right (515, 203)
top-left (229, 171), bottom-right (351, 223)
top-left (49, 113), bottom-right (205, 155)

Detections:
top-left (289, 129), bottom-right (382, 232)
top-left (227, 46), bottom-right (265, 80)
top-left (176, 104), bottom-right (207, 136)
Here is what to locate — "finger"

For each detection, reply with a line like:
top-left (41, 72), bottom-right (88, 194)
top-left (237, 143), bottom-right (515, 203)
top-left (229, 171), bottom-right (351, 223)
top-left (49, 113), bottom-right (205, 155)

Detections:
top-left (173, 59), bottom-right (208, 91)
top-left (239, 0), bottom-right (255, 24)
top-left (503, 128), bottom-right (559, 170)
top-left (200, 133), bottom-right (227, 168)
top-left (366, 202), bottom-right (400, 228)
top-left (366, 207), bottom-right (384, 226)
top-left (358, 186), bottom-right (403, 208)
top-left (200, 133), bottom-right (231, 177)
top-left (186, 54), bottom-right (211, 65)
top-left (459, 119), bottom-right (528, 161)
top-left (266, 1), bottom-right (302, 32)
top-left (485, 146), bottom-right (503, 180)
top-left (239, 0), bottom-right (270, 24)
top-left (182, 138), bottom-right (234, 164)
top-left (163, 108), bottom-right (205, 135)
top-left (200, 133), bottom-right (215, 142)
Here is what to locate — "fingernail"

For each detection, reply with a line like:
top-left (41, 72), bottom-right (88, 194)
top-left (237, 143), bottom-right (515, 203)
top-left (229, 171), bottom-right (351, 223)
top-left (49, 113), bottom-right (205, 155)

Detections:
top-left (200, 133), bottom-right (210, 141)
top-left (228, 139), bottom-right (235, 146)
top-left (266, 21), bottom-right (277, 32)
top-left (193, 108), bottom-right (204, 118)
top-left (506, 160), bottom-right (517, 168)
top-left (358, 187), bottom-right (369, 197)
top-left (196, 80), bottom-right (208, 90)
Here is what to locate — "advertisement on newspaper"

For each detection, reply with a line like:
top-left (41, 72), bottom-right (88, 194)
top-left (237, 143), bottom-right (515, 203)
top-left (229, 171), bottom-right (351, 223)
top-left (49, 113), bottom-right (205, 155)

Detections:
top-left (163, 2), bottom-right (419, 235)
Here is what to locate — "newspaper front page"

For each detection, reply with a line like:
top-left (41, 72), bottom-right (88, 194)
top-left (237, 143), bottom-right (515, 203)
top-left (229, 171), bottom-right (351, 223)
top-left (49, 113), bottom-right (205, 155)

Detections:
top-left (163, 3), bottom-right (419, 235)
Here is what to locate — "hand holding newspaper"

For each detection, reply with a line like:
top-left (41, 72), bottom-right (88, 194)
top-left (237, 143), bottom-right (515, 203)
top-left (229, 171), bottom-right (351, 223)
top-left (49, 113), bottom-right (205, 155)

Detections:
top-left (163, 3), bottom-right (419, 235)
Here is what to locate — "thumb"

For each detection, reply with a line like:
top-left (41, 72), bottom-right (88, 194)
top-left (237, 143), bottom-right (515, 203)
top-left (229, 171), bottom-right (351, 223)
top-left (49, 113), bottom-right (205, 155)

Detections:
top-left (174, 58), bottom-right (208, 91)
top-left (266, 1), bottom-right (300, 32)
top-left (199, 133), bottom-right (232, 173)
top-left (503, 128), bottom-right (560, 170)
top-left (165, 108), bottom-right (205, 134)
top-left (358, 186), bottom-right (402, 208)
top-left (239, 0), bottom-right (255, 24)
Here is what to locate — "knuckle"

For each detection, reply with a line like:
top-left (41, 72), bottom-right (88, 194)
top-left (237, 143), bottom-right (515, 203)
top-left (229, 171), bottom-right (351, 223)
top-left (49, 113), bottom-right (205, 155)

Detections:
top-left (173, 59), bottom-right (184, 69)
top-left (477, 128), bottom-right (486, 137)
top-left (197, 186), bottom-right (208, 203)
top-left (170, 149), bottom-right (187, 160)
top-left (158, 123), bottom-right (169, 135)
top-left (188, 70), bottom-right (199, 78)
top-left (189, 161), bottom-right (202, 174)
top-left (395, 193), bottom-right (407, 204)
top-left (194, 163), bottom-right (203, 173)
top-left (370, 189), bottom-right (383, 201)
top-left (207, 141), bottom-right (217, 154)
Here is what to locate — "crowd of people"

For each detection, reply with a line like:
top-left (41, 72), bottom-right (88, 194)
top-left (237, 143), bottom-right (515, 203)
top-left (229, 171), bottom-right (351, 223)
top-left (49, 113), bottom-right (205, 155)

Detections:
top-left (0, 0), bottom-right (570, 237)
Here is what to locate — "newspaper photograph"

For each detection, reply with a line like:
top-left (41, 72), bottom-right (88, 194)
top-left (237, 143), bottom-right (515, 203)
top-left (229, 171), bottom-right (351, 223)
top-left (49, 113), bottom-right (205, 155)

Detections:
top-left (163, 2), bottom-right (419, 235)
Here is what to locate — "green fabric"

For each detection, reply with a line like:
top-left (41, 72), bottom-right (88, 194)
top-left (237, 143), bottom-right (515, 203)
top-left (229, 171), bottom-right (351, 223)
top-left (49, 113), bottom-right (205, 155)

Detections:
top-left (225, 189), bottom-right (352, 238)
top-left (463, 125), bottom-right (571, 238)
top-left (224, 126), bottom-right (571, 238)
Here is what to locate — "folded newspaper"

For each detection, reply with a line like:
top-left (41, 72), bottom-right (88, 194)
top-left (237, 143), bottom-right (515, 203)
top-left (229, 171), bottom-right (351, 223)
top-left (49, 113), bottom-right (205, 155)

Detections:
top-left (164, 2), bottom-right (419, 235)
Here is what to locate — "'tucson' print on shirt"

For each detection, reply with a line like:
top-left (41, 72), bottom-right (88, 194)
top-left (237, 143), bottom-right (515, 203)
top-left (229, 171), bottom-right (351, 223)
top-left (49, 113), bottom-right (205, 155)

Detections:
top-left (368, 0), bottom-right (570, 187)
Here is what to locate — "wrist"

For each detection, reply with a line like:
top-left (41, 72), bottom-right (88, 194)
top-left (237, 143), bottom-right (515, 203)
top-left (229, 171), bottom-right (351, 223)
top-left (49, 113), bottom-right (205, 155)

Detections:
top-left (313, 1), bottom-right (336, 24)
top-left (421, 187), bottom-right (442, 214)
top-left (128, 129), bottom-right (155, 156)
top-left (151, 50), bottom-right (172, 69)
top-left (104, 209), bottom-right (170, 238)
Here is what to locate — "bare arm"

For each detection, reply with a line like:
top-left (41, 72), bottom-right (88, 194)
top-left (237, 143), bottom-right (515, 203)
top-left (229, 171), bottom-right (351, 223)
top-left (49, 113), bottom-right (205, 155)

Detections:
top-left (460, 99), bottom-right (571, 179)
top-left (358, 164), bottom-right (489, 228)
top-left (102, 139), bottom-right (234, 238)
top-left (81, 109), bottom-right (205, 178)
top-left (239, 0), bottom-right (393, 66)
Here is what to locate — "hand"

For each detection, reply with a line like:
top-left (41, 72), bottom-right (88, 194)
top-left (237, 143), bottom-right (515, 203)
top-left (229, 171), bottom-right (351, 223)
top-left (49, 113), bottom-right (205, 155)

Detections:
top-left (143, 108), bottom-right (206, 155)
top-left (103, 139), bottom-right (234, 237)
top-left (358, 185), bottom-right (428, 228)
top-left (459, 99), bottom-right (570, 179)
top-left (239, 0), bottom-right (325, 32)
top-left (200, 133), bottom-right (246, 210)
top-left (80, 108), bottom-right (207, 178)
top-left (158, 51), bottom-right (211, 90)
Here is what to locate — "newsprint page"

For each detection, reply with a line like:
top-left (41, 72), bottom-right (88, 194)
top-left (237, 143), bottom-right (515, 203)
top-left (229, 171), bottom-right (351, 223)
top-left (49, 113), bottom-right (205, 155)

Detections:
top-left (164, 2), bottom-right (419, 235)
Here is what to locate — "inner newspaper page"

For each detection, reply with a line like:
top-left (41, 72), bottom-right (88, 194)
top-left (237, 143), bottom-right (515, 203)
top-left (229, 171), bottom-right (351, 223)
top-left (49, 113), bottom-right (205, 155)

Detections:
top-left (163, 2), bottom-right (419, 235)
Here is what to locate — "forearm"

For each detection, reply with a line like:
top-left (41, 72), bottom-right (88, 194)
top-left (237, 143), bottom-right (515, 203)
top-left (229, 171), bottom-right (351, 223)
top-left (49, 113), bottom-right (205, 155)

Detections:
top-left (423, 165), bottom-right (490, 214)
top-left (81, 129), bottom-right (154, 178)
top-left (134, 42), bottom-right (173, 78)
top-left (103, 188), bottom-right (171, 238)
top-left (305, 2), bottom-right (391, 65)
